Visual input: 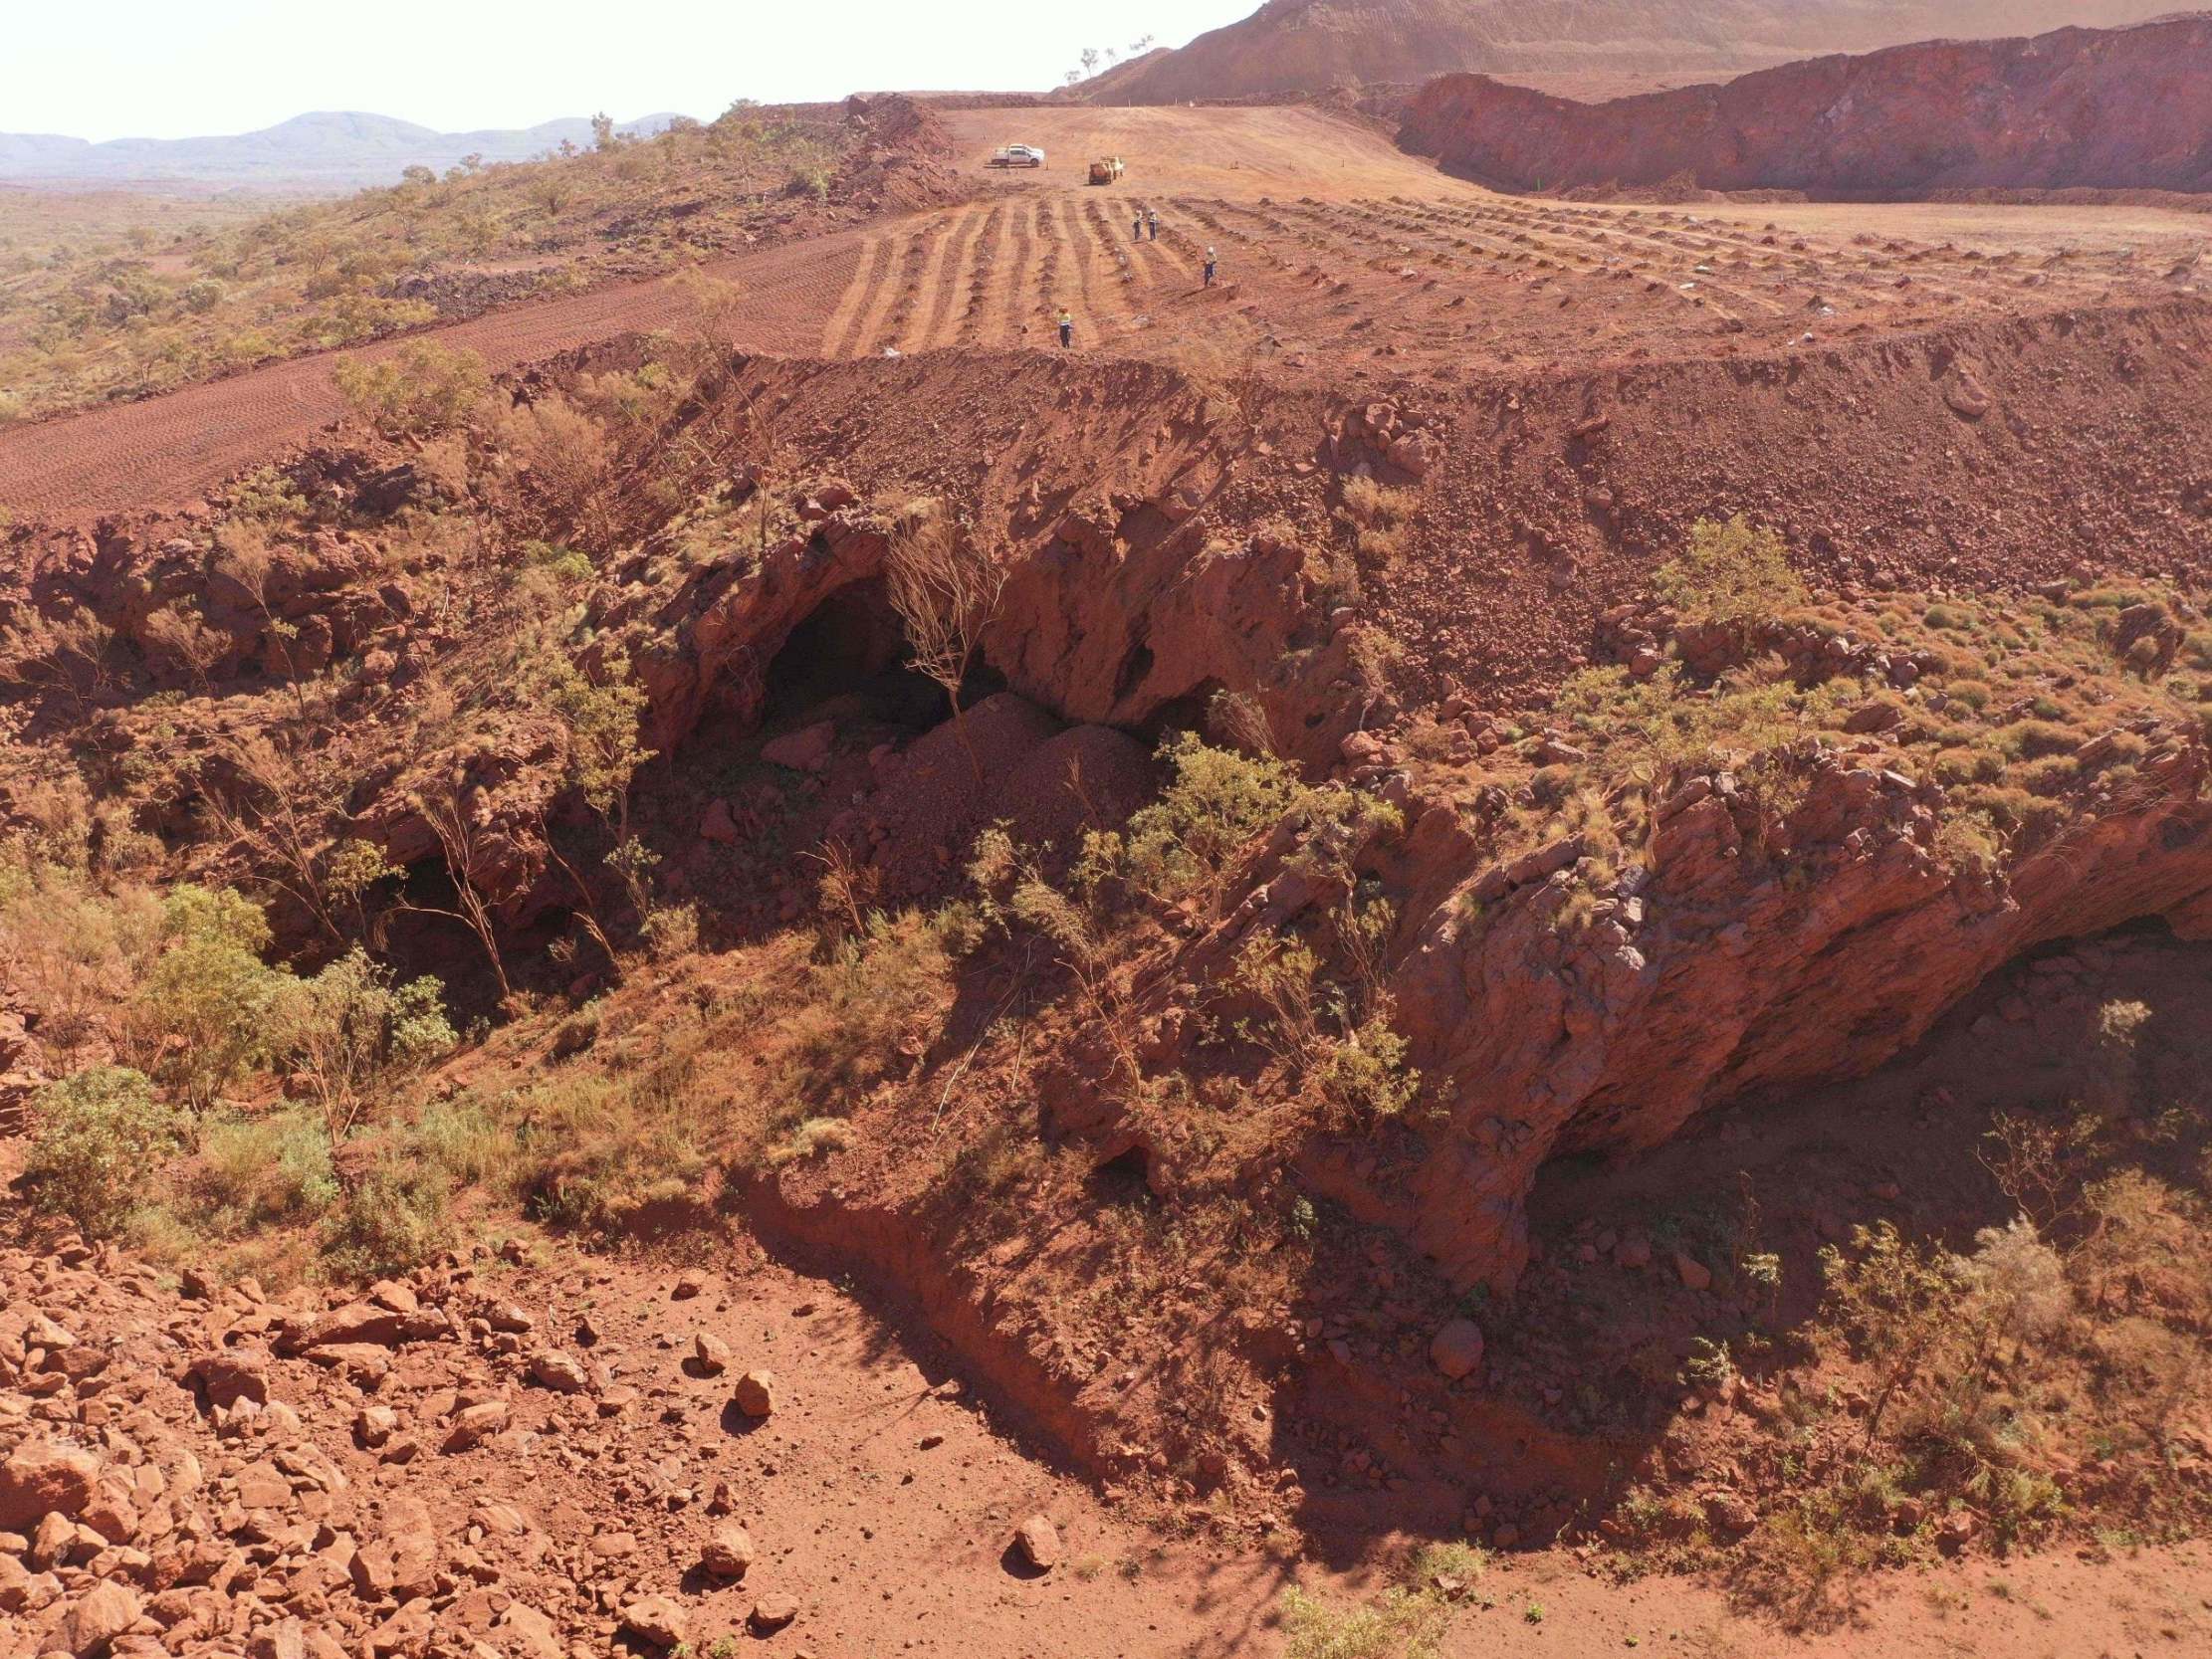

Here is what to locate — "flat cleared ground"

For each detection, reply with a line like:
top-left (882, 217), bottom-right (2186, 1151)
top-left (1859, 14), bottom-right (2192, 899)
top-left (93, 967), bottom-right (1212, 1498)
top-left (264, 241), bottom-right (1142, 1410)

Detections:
top-left (1, 104), bottom-right (2204, 518)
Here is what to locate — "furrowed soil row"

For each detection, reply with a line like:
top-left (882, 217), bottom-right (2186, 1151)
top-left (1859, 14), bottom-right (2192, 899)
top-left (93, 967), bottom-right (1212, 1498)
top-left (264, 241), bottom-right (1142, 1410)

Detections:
top-left (915, 203), bottom-right (991, 351)
top-left (1052, 197), bottom-right (1109, 347)
top-left (956, 202), bottom-right (1012, 347)
top-left (821, 232), bottom-right (896, 357)
top-left (1001, 197), bottom-right (1040, 344)
top-left (839, 226), bottom-right (908, 356)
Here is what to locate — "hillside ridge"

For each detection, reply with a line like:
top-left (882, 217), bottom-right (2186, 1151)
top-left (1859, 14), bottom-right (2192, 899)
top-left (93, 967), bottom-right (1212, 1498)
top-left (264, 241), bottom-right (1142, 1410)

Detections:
top-left (1398, 15), bottom-right (2212, 195)
top-left (0, 108), bottom-right (698, 188)
top-left (1080, 0), bottom-right (2183, 104)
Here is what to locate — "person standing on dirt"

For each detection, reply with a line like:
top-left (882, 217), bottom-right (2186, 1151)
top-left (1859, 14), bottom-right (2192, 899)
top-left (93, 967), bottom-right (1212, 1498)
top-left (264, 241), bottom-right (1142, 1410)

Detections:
top-left (1058, 309), bottom-right (1073, 349)
top-left (1147, 209), bottom-right (1158, 241)
top-left (1133, 208), bottom-right (1143, 242)
top-left (1204, 247), bottom-right (1217, 288)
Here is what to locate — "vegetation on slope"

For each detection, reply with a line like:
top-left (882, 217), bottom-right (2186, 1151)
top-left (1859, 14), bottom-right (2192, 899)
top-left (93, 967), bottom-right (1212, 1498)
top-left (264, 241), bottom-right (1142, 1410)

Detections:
top-left (0, 104), bottom-right (878, 424)
top-left (2, 325), bottom-right (2210, 1602)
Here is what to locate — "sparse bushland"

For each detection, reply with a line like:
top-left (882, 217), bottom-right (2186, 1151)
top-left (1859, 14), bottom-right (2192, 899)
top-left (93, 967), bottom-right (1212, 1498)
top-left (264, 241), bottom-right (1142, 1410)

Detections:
top-left (1725, 1136), bottom-right (2211, 1618)
top-left (0, 105), bottom-right (870, 420)
top-left (4, 818), bottom-right (459, 1271)
top-left (9, 325), bottom-right (2212, 1631)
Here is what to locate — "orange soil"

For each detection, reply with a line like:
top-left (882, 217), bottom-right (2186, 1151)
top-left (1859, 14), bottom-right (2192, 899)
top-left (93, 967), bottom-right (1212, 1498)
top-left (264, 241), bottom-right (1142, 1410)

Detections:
top-left (1, 104), bottom-right (2200, 521)
top-left (5, 1200), bottom-right (2206, 1659)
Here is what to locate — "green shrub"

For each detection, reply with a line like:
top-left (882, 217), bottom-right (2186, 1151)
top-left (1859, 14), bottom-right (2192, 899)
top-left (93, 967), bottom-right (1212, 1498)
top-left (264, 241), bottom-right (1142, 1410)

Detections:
top-left (1086, 732), bottom-right (1305, 916)
top-left (275, 946), bottom-right (456, 1134)
top-left (125, 885), bottom-right (288, 1110)
top-left (321, 1160), bottom-right (452, 1277)
top-left (332, 340), bottom-right (490, 434)
top-left (1651, 516), bottom-right (1806, 625)
top-left (24, 1067), bottom-right (181, 1236)
top-left (192, 1109), bottom-right (337, 1226)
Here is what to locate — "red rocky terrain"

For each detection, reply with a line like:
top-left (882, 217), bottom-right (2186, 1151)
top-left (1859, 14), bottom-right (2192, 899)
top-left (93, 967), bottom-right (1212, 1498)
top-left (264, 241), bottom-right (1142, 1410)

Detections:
top-left (1080, 0), bottom-right (2176, 105)
top-left (1400, 16), bottom-right (2212, 196)
top-left (6, 60), bottom-right (2212, 1659)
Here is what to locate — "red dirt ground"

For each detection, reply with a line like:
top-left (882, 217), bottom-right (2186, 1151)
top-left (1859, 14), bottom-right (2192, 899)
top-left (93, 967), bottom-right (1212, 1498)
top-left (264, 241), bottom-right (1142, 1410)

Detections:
top-left (5, 1208), bottom-right (2207, 1659)
top-left (1, 104), bottom-right (2200, 522)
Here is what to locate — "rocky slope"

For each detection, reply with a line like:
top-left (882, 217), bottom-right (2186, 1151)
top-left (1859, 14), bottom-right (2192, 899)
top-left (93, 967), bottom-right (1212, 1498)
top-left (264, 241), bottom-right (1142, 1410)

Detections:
top-left (1082, 0), bottom-right (2175, 105)
top-left (1399, 15), bottom-right (2212, 195)
top-left (6, 292), bottom-right (2212, 1578)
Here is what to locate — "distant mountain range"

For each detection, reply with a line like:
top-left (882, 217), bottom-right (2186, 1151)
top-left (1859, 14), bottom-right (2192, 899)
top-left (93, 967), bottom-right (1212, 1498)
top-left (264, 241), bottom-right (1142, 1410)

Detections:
top-left (0, 109), bottom-right (696, 189)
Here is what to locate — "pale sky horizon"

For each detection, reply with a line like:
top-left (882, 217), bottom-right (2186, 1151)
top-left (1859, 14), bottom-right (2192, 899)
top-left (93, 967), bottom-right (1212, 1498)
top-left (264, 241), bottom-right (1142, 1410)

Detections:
top-left (13, 0), bottom-right (1257, 143)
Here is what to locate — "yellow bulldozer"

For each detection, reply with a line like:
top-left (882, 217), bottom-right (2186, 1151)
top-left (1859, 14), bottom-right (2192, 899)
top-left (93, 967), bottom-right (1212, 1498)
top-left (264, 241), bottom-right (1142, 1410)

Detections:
top-left (1087, 156), bottom-right (1126, 185)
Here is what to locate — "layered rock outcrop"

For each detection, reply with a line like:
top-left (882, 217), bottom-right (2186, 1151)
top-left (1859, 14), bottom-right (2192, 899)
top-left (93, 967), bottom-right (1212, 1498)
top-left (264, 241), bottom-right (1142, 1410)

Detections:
top-left (1392, 727), bottom-right (2212, 1287)
top-left (1084, 0), bottom-right (2170, 106)
top-left (1400, 17), bottom-right (2212, 196)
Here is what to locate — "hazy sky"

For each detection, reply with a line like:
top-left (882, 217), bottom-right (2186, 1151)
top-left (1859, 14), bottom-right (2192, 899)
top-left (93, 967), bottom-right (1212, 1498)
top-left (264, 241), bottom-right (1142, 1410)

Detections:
top-left (15, 1), bottom-right (1257, 141)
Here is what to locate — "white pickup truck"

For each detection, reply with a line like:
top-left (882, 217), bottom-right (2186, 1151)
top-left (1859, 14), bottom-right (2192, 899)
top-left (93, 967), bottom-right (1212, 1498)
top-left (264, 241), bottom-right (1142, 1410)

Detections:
top-left (988, 143), bottom-right (1046, 168)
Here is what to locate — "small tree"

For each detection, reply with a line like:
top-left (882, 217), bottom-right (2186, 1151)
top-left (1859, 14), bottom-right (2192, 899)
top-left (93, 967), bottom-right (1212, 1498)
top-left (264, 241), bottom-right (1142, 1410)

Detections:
top-left (333, 340), bottom-right (491, 436)
top-left (533, 647), bottom-right (661, 963)
top-left (142, 601), bottom-right (230, 692)
top-left (121, 885), bottom-right (288, 1112)
top-left (668, 269), bottom-right (746, 359)
top-left (276, 946), bottom-right (456, 1136)
top-left (25, 1067), bottom-right (180, 1236)
top-left (883, 501), bottom-right (1006, 778)
top-left (406, 773), bottom-right (516, 1003)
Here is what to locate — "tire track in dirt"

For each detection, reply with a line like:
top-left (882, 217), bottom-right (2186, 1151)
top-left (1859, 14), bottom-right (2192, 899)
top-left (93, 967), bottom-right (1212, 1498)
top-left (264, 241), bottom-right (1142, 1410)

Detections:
top-left (841, 225), bottom-right (911, 357)
top-left (819, 232), bottom-right (891, 357)
top-left (912, 203), bottom-right (989, 352)
top-left (955, 202), bottom-right (1010, 347)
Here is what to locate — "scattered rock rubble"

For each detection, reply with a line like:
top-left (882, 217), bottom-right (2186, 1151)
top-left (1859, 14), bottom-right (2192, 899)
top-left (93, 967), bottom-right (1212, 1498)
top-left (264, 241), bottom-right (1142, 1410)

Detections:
top-left (0, 1239), bottom-right (853, 1659)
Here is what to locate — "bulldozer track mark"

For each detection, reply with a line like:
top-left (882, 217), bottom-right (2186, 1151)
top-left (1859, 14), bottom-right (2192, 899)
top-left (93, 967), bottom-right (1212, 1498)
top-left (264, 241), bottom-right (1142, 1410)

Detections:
top-left (844, 225), bottom-right (915, 358)
top-left (917, 204), bottom-right (992, 351)
top-left (822, 233), bottom-right (894, 358)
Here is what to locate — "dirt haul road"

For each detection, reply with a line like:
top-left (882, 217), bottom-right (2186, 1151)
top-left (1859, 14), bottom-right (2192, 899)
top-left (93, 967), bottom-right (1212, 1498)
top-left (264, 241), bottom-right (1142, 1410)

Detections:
top-left (0, 104), bottom-right (2203, 520)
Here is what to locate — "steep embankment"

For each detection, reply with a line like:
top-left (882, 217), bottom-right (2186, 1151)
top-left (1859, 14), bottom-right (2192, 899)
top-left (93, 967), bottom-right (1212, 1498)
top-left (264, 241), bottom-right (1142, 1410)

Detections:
top-left (1085, 0), bottom-right (2175, 104)
top-left (1400, 16), bottom-right (2212, 195)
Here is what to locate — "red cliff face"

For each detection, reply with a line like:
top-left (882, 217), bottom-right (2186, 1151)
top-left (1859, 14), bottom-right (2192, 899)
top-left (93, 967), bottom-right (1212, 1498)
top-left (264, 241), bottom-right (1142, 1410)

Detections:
top-left (1086, 1), bottom-right (2175, 106)
top-left (1399, 17), bottom-right (2212, 196)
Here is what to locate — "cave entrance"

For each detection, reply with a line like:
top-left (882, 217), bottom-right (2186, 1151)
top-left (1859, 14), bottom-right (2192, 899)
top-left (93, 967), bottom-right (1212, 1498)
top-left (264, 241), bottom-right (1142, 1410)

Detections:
top-left (1087, 1141), bottom-right (1154, 1206)
top-left (762, 578), bottom-right (936, 729)
top-left (760, 577), bottom-right (1005, 733)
